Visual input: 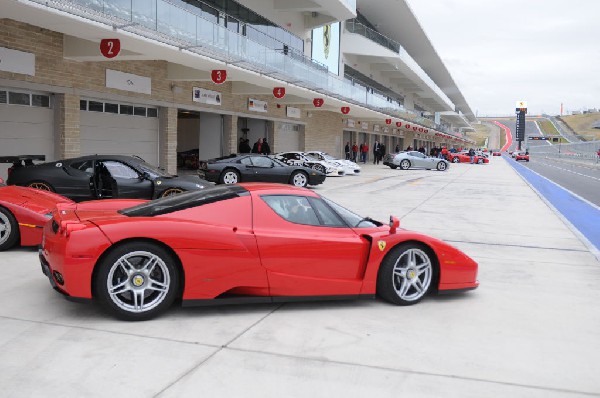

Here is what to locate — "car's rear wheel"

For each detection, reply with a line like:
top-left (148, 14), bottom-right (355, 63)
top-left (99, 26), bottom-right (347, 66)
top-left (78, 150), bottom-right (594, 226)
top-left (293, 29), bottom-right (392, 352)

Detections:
top-left (436, 161), bottom-right (447, 171)
top-left (377, 243), bottom-right (436, 306)
top-left (477, 158), bottom-right (483, 164)
top-left (220, 169), bottom-right (240, 184)
top-left (290, 171), bottom-right (308, 187)
top-left (160, 188), bottom-right (184, 197)
top-left (311, 164), bottom-right (326, 174)
top-left (0, 207), bottom-right (19, 251)
top-left (27, 181), bottom-right (54, 192)
top-left (399, 160), bottom-right (411, 170)
top-left (94, 242), bottom-right (180, 321)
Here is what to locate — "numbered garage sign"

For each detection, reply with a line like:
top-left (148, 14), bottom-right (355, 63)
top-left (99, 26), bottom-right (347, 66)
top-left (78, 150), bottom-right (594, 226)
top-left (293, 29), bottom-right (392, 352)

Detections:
top-left (273, 87), bottom-right (286, 99)
top-left (211, 70), bottom-right (227, 84)
top-left (341, 106), bottom-right (350, 114)
top-left (313, 98), bottom-right (324, 108)
top-left (100, 39), bottom-right (121, 59)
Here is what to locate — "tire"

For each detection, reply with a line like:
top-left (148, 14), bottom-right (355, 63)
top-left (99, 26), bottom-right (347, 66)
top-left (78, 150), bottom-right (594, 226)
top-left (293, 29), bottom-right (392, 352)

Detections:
top-left (219, 169), bottom-right (240, 184)
top-left (311, 164), bottom-right (326, 174)
top-left (436, 162), bottom-right (447, 171)
top-left (94, 242), bottom-right (180, 321)
top-left (377, 243), bottom-right (437, 306)
top-left (160, 188), bottom-right (185, 197)
top-left (477, 158), bottom-right (483, 164)
top-left (399, 159), bottom-right (411, 170)
top-left (0, 207), bottom-right (19, 251)
top-left (27, 181), bottom-right (54, 192)
top-left (452, 157), bottom-right (459, 163)
top-left (290, 171), bottom-right (308, 187)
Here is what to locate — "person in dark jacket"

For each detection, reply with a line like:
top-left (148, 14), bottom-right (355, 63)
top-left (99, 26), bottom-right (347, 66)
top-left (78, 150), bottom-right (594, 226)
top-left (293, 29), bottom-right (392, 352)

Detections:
top-left (251, 138), bottom-right (263, 154)
top-left (262, 137), bottom-right (271, 155)
top-left (345, 142), bottom-right (350, 160)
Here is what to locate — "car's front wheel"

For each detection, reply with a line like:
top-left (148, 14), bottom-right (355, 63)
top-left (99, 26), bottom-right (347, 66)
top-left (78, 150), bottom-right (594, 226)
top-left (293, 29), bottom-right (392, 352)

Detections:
top-left (436, 161), bottom-right (447, 171)
top-left (290, 171), bottom-right (308, 187)
top-left (377, 243), bottom-right (436, 306)
top-left (0, 207), bottom-right (19, 251)
top-left (94, 242), bottom-right (180, 321)
top-left (399, 160), bottom-right (411, 170)
top-left (220, 169), bottom-right (240, 184)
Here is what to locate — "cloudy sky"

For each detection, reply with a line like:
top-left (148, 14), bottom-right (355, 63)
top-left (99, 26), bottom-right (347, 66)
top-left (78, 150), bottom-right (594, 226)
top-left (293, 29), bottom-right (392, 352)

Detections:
top-left (406, 0), bottom-right (600, 117)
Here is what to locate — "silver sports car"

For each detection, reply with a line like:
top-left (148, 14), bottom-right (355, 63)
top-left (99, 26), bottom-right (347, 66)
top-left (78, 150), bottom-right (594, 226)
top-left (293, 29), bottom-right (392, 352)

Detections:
top-left (383, 151), bottom-right (449, 171)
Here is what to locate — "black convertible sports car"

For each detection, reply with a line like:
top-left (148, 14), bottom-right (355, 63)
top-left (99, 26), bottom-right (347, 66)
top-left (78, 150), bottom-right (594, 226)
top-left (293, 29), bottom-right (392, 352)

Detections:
top-left (5, 155), bottom-right (209, 201)
top-left (200, 154), bottom-right (326, 187)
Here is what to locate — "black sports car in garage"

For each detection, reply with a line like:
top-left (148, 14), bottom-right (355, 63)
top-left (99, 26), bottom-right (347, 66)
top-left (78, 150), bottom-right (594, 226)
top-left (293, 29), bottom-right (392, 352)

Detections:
top-left (200, 154), bottom-right (326, 187)
top-left (5, 155), bottom-right (209, 201)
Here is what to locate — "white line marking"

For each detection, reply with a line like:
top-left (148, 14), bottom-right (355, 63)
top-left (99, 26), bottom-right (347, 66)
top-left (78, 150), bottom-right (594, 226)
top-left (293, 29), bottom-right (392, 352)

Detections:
top-left (535, 160), bottom-right (600, 182)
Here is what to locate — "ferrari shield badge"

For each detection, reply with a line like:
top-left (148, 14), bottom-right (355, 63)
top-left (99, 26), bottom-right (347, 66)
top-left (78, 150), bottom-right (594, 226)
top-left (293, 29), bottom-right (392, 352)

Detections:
top-left (378, 241), bottom-right (386, 251)
top-left (156, 180), bottom-right (162, 185)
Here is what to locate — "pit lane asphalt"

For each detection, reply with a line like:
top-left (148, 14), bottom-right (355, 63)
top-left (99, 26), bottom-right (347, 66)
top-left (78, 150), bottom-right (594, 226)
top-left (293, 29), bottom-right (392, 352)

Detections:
top-left (1, 158), bottom-right (599, 398)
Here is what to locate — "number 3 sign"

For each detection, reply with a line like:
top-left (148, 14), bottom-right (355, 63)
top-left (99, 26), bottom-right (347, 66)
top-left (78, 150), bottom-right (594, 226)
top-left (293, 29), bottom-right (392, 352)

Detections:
top-left (211, 70), bottom-right (227, 84)
top-left (100, 39), bottom-right (121, 59)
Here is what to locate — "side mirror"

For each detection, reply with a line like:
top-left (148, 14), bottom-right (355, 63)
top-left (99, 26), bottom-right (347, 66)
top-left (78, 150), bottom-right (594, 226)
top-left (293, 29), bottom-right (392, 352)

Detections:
top-left (141, 172), bottom-right (151, 180)
top-left (389, 215), bottom-right (400, 234)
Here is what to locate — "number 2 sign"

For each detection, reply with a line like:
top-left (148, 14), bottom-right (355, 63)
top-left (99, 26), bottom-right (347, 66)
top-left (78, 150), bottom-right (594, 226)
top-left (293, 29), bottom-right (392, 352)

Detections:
top-left (100, 39), bottom-right (121, 59)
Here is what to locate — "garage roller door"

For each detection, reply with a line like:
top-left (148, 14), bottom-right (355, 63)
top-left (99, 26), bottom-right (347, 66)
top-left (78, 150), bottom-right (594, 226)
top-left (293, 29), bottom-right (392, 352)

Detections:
top-left (276, 123), bottom-right (302, 153)
top-left (0, 90), bottom-right (54, 179)
top-left (80, 102), bottom-right (159, 166)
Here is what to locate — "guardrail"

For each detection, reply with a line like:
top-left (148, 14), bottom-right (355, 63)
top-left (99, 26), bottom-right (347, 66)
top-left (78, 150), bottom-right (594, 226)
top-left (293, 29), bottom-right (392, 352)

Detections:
top-left (528, 140), bottom-right (600, 165)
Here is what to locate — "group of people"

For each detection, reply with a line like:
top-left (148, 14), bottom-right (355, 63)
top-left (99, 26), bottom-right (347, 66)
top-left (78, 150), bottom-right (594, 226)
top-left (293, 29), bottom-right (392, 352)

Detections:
top-left (239, 137), bottom-right (271, 155)
top-left (344, 141), bottom-right (387, 164)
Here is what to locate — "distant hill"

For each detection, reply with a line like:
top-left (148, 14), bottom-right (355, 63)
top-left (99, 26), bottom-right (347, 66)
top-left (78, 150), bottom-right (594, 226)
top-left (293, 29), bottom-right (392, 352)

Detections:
top-left (559, 113), bottom-right (600, 141)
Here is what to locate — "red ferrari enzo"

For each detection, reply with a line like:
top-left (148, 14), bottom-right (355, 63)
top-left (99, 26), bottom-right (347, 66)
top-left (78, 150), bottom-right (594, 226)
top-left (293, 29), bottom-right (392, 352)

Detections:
top-left (40, 184), bottom-right (479, 320)
top-left (515, 153), bottom-right (530, 162)
top-left (0, 184), bottom-right (73, 251)
top-left (446, 152), bottom-right (489, 164)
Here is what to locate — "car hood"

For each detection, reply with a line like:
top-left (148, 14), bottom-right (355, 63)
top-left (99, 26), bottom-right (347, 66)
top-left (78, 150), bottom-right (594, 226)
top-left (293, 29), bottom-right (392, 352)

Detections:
top-left (0, 185), bottom-right (72, 211)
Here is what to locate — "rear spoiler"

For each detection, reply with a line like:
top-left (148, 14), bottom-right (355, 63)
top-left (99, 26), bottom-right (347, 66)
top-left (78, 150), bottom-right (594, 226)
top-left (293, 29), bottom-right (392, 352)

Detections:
top-left (0, 155), bottom-right (45, 164)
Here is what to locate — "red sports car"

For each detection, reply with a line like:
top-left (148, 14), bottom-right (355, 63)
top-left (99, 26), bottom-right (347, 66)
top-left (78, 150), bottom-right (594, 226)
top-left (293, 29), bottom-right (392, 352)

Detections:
top-left (515, 153), bottom-right (530, 162)
top-left (492, 151), bottom-right (501, 156)
top-left (0, 185), bottom-right (73, 251)
top-left (446, 152), bottom-right (489, 164)
top-left (40, 183), bottom-right (479, 320)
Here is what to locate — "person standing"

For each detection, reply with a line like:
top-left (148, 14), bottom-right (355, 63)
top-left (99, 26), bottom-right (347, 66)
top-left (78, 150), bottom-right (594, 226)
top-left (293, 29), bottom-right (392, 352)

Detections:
top-left (361, 142), bottom-right (369, 163)
top-left (251, 138), bottom-right (263, 154)
top-left (352, 142), bottom-right (358, 162)
top-left (262, 137), bottom-right (271, 155)
top-left (395, 143), bottom-right (400, 153)
top-left (344, 142), bottom-right (350, 160)
top-left (373, 140), bottom-right (380, 164)
top-left (380, 143), bottom-right (386, 162)
top-left (468, 148), bottom-right (475, 164)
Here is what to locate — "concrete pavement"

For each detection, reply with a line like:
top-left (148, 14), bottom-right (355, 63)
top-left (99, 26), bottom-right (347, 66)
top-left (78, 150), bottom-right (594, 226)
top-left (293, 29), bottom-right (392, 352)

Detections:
top-left (1, 157), bottom-right (599, 397)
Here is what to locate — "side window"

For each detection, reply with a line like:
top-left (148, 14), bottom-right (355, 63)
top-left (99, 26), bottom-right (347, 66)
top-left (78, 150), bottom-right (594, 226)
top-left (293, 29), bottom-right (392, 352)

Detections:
top-left (251, 157), bottom-right (273, 168)
top-left (103, 161), bottom-right (139, 179)
top-left (308, 198), bottom-right (346, 227)
top-left (70, 160), bottom-right (93, 173)
top-left (262, 195), bottom-right (320, 226)
top-left (240, 157), bottom-right (252, 166)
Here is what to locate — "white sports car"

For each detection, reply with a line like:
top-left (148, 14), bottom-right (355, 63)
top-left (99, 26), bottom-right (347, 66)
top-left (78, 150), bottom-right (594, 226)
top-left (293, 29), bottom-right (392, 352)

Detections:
top-left (383, 151), bottom-right (450, 171)
top-left (305, 151), bottom-right (361, 175)
top-left (274, 152), bottom-right (345, 176)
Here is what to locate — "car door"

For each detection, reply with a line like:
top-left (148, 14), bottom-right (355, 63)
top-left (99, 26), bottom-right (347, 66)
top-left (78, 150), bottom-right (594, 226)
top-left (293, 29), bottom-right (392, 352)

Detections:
top-left (94, 160), bottom-right (153, 199)
top-left (249, 156), bottom-right (281, 183)
top-left (62, 159), bottom-right (96, 200)
top-left (252, 194), bottom-right (369, 296)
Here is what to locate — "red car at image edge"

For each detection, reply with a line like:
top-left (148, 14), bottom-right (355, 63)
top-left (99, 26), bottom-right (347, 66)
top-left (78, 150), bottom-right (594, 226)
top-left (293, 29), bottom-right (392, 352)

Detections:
top-left (40, 183), bottom-right (479, 320)
top-left (0, 184), bottom-right (73, 251)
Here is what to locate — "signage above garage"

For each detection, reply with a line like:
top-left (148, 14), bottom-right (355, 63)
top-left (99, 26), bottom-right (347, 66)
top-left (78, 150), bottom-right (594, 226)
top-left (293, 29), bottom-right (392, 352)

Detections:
top-left (106, 69), bottom-right (151, 94)
top-left (248, 98), bottom-right (268, 113)
top-left (0, 47), bottom-right (35, 76)
top-left (193, 87), bottom-right (221, 105)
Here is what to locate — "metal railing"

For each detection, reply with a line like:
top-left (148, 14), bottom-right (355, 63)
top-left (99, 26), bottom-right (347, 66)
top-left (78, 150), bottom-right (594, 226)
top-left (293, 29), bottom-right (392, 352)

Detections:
top-left (345, 20), bottom-right (400, 53)
top-left (27, 0), bottom-right (462, 137)
top-left (528, 140), bottom-right (600, 165)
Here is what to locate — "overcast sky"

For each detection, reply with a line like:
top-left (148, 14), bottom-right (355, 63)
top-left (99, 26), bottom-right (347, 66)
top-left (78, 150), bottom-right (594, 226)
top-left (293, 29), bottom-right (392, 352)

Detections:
top-left (405, 0), bottom-right (600, 117)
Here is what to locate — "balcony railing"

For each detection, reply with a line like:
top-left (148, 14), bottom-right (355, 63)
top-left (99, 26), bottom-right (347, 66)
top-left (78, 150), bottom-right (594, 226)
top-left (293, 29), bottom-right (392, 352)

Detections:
top-left (27, 0), bottom-right (459, 136)
top-left (345, 20), bottom-right (400, 54)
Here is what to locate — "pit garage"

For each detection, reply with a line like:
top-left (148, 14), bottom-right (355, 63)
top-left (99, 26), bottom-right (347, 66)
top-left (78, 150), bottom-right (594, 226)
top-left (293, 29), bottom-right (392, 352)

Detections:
top-left (0, 88), bottom-right (54, 179)
top-left (79, 98), bottom-right (159, 166)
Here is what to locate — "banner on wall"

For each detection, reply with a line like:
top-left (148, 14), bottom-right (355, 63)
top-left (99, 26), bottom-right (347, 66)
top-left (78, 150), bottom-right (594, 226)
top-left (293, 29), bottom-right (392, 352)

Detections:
top-left (311, 22), bottom-right (340, 75)
top-left (248, 98), bottom-right (268, 113)
top-left (193, 87), bottom-right (221, 105)
top-left (373, 125), bottom-right (380, 133)
top-left (346, 119), bottom-right (356, 128)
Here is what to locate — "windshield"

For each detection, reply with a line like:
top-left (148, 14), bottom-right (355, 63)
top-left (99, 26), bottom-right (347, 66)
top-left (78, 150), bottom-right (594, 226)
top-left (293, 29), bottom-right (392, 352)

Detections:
top-left (271, 158), bottom-right (289, 167)
top-left (321, 153), bottom-right (337, 161)
top-left (322, 197), bottom-right (380, 228)
top-left (136, 161), bottom-right (172, 178)
top-left (304, 154), bottom-right (321, 162)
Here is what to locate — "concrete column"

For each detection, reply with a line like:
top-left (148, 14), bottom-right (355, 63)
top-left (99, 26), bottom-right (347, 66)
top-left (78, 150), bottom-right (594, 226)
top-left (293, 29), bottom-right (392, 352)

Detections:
top-left (223, 115), bottom-right (238, 155)
top-left (159, 107), bottom-right (178, 175)
top-left (54, 93), bottom-right (80, 160)
top-left (403, 93), bottom-right (415, 111)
